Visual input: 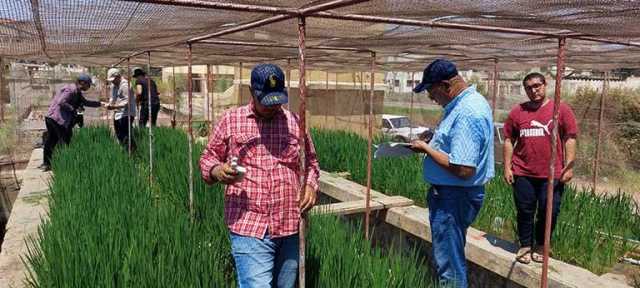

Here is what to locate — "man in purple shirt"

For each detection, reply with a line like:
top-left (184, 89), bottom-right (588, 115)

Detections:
top-left (41, 74), bottom-right (103, 171)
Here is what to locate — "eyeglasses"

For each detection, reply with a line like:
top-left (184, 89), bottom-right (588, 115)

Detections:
top-left (525, 83), bottom-right (544, 91)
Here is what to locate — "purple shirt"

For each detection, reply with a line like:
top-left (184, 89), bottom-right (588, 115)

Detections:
top-left (46, 84), bottom-right (100, 128)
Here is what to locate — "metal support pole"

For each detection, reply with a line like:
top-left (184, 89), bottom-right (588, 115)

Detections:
top-left (206, 64), bottom-right (212, 124)
top-left (410, 71), bottom-right (415, 139)
top-left (365, 51), bottom-right (375, 239)
top-left (592, 71), bottom-right (608, 190)
top-left (126, 58), bottom-right (132, 155)
top-left (491, 59), bottom-right (499, 119)
top-left (297, 16), bottom-right (308, 288)
top-left (0, 57), bottom-right (4, 123)
top-left (324, 71), bottom-right (329, 126)
top-left (212, 65), bottom-right (218, 124)
top-left (286, 59), bottom-right (291, 110)
top-left (541, 37), bottom-right (566, 288)
top-left (171, 66), bottom-right (176, 128)
top-left (334, 73), bottom-right (338, 129)
top-left (360, 71), bottom-right (365, 128)
top-left (350, 72), bottom-right (357, 126)
top-left (147, 51), bottom-right (153, 183)
top-left (187, 43), bottom-right (195, 219)
top-left (393, 73), bottom-right (398, 94)
top-left (103, 67), bottom-right (109, 125)
top-left (238, 62), bottom-right (244, 106)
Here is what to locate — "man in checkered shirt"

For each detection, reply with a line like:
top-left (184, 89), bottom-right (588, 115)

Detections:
top-left (199, 63), bottom-right (320, 288)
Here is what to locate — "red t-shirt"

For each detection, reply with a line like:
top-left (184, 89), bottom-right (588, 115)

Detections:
top-left (503, 101), bottom-right (578, 179)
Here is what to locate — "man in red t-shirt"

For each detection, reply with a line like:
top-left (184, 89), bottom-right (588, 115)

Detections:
top-left (503, 72), bottom-right (578, 264)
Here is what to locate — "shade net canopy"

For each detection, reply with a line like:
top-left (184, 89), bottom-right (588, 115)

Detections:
top-left (1, 0), bottom-right (640, 71)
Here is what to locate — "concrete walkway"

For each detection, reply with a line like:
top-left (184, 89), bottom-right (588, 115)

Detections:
top-left (0, 149), bottom-right (50, 287)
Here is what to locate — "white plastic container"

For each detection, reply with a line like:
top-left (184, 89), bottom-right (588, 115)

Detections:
top-left (230, 157), bottom-right (246, 180)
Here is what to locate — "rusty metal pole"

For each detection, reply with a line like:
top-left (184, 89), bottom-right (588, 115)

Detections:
top-left (491, 59), bottom-right (499, 119)
top-left (350, 72), bottom-right (357, 127)
top-left (212, 65), bottom-right (218, 124)
top-left (297, 16), bottom-right (308, 288)
top-left (171, 66), bottom-right (176, 128)
top-left (592, 71), bottom-right (608, 190)
top-left (360, 71), bottom-right (366, 130)
top-left (187, 43), bottom-right (194, 219)
top-left (541, 37), bottom-right (566, 288)
top-left (334, 72), bottom-right (338, 129)
top-left (410, 71), bottom-right (415, 139)
top-left (238, 62), bottom-right (244, 106)
top-left (147, 51), bottom-right (154, 183)
top-left (324, 71), bottom-right (329, 126)
top-left (206, 64), bottom-right (212, 125)
top-left (126, 58), bottom-right (132, 155)
top-left (365, 52), bottom-right (375, 239)
top-left (103, 67), bottom-right (108, 125)
top-left (286, 59), bottom-right (292, 110)
top-left (0, 57), bottom-right (4, 124)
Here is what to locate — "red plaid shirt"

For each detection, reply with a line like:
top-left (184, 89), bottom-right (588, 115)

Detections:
top-left (199, 104), bottom-right (320, 239)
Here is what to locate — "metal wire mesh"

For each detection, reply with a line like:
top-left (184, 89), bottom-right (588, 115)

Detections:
top-left (2, 0), bottom-right (640, 71)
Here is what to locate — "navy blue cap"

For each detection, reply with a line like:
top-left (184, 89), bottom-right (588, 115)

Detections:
top-left (251, 64), bottom-right (288, 106)
top-left (77, 73), bottom-right (93, 85)
top-left (413, 59), bottom-right (458, 93)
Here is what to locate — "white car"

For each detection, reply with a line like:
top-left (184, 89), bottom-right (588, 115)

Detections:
top-left (382, 114), bottom-right (431, 142)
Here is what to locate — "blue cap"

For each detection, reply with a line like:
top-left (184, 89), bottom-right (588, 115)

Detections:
top-left (251, 64), bottom-right (288, 106)
top-left (413, 59), bottom-right (458, 93)
top-left (77, 73), bottom-right (93, 85)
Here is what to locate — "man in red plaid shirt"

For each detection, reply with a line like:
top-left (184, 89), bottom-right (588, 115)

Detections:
top-left (199, 63), bottom-right (320, 288)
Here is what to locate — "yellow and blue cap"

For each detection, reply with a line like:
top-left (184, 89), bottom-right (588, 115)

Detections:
top-left (251, 63), bottom-right (288, 106)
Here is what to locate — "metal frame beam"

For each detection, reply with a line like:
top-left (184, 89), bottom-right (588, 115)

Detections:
top-left (199, 40), bottom-right (372, 53)
top-left (186, 0), bottom-right (368, 43)
top-left (122, 0), bottom-right (299, 14)
top-left (29, 0), bottom-right (51, 59)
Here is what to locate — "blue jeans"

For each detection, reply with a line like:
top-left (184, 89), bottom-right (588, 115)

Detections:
top-left (230, 232), bottom-right (299, 288)
top-left (427, 185), bottom-right (484, 288)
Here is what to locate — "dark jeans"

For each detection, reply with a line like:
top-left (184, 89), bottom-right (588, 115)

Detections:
top-left (43, 117), bottom-right (72, 166)
top-left (139, 103), bottom-right (160, 127)
top-left (427, 185), bottom-right (484, 288)
top-left (114, 116), bottom-right (136, 150)
top-left (513, 176), bottom-right (565, 248)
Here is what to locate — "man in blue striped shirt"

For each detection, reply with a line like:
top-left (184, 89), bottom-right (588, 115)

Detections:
top-left (410, 59), bottom-right (494, 288)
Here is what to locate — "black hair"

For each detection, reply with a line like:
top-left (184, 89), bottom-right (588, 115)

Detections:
top-left (522, 72), bottom-right (546, 86)
top-left (134, 68), bottom-right (146, 76)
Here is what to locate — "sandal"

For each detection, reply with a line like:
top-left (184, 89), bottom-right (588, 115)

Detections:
top-left (532, 246), bottom-right (549, 263)
top-left (515, 247), bottom-right (532, 264)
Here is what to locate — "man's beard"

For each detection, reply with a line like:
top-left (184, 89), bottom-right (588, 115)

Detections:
top-left (525, 96), bottom-right (545, 110)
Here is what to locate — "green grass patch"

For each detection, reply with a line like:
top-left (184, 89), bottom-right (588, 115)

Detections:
top-left (25, 127), bottom-right (435, 287)
top-left (311, 128), bottom-right (640, 275)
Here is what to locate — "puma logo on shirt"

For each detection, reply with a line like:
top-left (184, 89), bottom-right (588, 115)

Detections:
top-left (504, 101), bottom-right (578, 178)
top-left (520, 120), bottom-right (552, 138)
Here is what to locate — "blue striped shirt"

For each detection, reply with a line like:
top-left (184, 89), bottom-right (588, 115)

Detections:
top-left (423, 85), bottom-right (495, 187)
